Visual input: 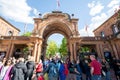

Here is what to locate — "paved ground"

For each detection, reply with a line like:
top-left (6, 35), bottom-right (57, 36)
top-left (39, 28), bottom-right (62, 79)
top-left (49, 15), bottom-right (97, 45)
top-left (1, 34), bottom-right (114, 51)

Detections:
top-left (32, 69), bottom-right (118, 80)
top-left (80, 69), bottom-right (117, 80)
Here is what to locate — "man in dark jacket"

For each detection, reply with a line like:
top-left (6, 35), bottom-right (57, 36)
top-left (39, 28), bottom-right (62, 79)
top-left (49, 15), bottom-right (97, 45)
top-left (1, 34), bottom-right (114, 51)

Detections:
top-left (25, 56), bottom-right (35, 80)
top-left (11, 57), bottom-right (27, 80)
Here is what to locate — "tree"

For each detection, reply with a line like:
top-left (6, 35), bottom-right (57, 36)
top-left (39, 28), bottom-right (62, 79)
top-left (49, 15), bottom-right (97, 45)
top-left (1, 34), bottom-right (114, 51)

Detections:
top-left (21, 32), bottom-right (32, 36)
top-left (59, 38), bottom-right (67, 57)
top-left (81, 47), bottom-right (90, 53)
top-left (46, 40), bottom-right (59, 58)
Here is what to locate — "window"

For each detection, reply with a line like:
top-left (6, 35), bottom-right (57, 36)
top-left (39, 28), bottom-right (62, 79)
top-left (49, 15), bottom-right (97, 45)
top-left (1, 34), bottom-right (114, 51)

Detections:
top-left (100, 31), bottom-right (105, 37)
top-left (8, 31), bottom-right (13, 36)
top-left (112, 25), bottom-right (119, 34)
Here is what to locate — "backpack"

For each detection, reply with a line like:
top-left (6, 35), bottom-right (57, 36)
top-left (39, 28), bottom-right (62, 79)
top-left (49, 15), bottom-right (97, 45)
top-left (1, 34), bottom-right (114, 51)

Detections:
top-left (64, 64), bottom-right (69, 75)
top-left (49, 64), bottom-right (58, 77)
top-left (13, 67), bottom-right (25, 80)
top-left (36, 63), bottom-right (43, 72)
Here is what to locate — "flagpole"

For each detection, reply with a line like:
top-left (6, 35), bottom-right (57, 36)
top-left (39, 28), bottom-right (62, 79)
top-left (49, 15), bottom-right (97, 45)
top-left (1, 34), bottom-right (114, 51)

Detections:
top-left (87, 30), bottom-right (89, 37)
top-left (24, 23), bottom-right (27, 34)
top-left (56, 0), bottom-right (60, 11)
top-left (85, 24), bottom-right (89, 37)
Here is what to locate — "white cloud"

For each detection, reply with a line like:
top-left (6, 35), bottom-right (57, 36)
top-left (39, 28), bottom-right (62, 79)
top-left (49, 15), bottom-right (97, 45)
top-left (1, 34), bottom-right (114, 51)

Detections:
top-left (88, 1), bottom-right (104, 16)
top-left (0, 0), bottom-right (39, 24)
top-left (79, 0), bottom-right (120, 36)
top-left (79, 13), bottom-right (108, 36)
top-left (107, 0), bottom-right (119, 8)
top-left (87, 13), bottom-right (108, 36)
top-left (79, 28), bottom-right (94, 37)
top-left (33, 8), bottom-right (40, 17)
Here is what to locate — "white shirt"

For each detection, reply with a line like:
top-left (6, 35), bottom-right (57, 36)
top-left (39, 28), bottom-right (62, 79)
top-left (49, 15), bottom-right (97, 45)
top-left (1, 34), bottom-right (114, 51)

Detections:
top-left (0, 66), bottom-right (9, 79)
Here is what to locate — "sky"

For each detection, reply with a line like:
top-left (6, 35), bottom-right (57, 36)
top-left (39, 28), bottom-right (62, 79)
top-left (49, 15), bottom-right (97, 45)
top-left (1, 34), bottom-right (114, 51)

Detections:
top-left (0, 0), bottom-right (120, 44)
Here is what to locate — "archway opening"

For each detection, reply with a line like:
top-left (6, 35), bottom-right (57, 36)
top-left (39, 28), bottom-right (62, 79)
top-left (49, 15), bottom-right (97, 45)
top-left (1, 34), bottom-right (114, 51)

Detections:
top-left (46, 33), bottom-right (68, 60)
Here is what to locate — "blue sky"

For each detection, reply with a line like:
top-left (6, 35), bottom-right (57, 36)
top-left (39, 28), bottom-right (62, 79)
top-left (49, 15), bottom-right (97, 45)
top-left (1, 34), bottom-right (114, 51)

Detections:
top-left (0, 0), bottom-right (120, 44)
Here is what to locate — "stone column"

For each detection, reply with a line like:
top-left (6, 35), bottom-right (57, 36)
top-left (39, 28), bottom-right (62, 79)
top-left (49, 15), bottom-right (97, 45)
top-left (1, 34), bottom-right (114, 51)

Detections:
top-left (36, 41), bottom-right (42, 62)
top-left (73, 43), bottom-right (77, 61)
top-left (6, 37), bottom-right (14, 58)
top-left (32, 41), bottom-right (38, 61)
top-left (96, 43), bottom-right (103, 58)
top-left (69, 42), bottom-right (73, 61)
top-left (111, 42), bottom-right (119, 59)
top-left (8, 43), bottom-right (14, 57)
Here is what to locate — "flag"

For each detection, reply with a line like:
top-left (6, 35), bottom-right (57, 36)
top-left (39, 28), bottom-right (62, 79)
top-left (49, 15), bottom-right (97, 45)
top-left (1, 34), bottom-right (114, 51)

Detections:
top-left (85, 24), bottom-right (89, 36)
top-left (24, 23), bottom-right (27, 33)
top-left (57, 0), bottom-right (60, 7)
top-left (85, 24), bottom-right (88, 31)
top-left (114, 8), bottom-right (117, 13)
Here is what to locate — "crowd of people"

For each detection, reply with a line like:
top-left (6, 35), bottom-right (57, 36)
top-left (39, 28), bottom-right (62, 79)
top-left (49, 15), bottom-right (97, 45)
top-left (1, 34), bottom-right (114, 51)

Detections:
top-left (0, 53), bottom-right (120, 80)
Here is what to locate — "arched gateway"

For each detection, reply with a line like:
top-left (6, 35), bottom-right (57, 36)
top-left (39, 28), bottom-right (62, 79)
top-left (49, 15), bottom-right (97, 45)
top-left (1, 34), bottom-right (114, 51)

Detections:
top-left (1, 11), bottom-right (120, 62)
top-left (32, 11), bottom-right (80, 62)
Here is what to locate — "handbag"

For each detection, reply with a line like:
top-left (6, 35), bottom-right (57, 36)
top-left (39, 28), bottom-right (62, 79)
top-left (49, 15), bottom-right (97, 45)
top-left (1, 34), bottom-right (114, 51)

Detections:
top-left (102, 70), bottom-right (106, 76)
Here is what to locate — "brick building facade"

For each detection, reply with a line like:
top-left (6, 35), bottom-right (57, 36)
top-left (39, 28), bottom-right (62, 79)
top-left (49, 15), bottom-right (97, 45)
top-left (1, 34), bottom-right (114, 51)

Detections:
top-left (0, 10), bottom-right (120, 62)
top-left (0, 16), bottom-right (20, 36)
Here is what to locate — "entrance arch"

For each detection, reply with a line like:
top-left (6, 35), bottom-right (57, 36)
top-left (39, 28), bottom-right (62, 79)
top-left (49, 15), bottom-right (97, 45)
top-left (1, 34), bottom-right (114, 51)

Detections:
top-left (32, 11), bottom-right (80, 62)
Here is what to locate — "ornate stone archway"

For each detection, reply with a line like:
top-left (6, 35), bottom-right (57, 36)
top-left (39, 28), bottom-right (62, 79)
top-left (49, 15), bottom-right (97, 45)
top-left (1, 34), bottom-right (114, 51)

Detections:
top-left (32, 11), bottom-right (80, 62)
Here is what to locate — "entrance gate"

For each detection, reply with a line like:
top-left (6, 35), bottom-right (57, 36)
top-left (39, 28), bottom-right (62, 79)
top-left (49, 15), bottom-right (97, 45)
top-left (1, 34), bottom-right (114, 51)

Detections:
top-left (32, 11), bottom-right (80, 62)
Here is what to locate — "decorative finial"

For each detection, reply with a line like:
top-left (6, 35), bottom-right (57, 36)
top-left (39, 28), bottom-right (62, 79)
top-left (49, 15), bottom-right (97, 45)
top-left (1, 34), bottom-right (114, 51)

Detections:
top-left (39, 13), bottom-right (42, 18)
top-left (71, 14), bottom-right (74, 18)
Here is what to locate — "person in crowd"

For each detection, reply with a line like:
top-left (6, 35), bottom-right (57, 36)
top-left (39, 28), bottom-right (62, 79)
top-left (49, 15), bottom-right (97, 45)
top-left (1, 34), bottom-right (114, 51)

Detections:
top-left (68, 60), bottom-right (76, 80)
top-left (83, 59), bottom-right (91, 80)
top-left (74, 59), bottom-right (82, 80)
top-left (64, 59), bottom-right (69, 79)
top-left (36, 59), bottom-right (44, 80)
top-left (11, 57), bottom-right (16, 65)
top-left (11, 56), bottom-right (27, 80)
top-left (0, 59), bottom-right (2, 67)
top-left (1, 58), bottom-right (6, 66)
top-left (43, 57), bottom-right (49, 80)
top-left (0, 59), bottom-right (13, 80)
top-left (43, 58), bottom-right (58, 80)
top-left (112, 58), bottom-right (120, 80)
top-left (25, 55), bottom-right (35, 80)
top-left (58, 60), bottom-right (66, 80)
top-left (90, 55), bottom-right (102, 80)
top-left (101, 59), bottom-right (111, 80)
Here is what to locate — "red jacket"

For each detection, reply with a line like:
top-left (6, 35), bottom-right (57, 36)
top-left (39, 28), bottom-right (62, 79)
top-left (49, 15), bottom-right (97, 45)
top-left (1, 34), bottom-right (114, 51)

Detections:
top-left (36, 63), bottom-right (43, 72)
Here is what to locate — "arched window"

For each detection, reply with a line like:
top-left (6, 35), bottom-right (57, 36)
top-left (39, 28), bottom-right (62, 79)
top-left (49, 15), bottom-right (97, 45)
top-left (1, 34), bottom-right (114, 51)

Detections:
top-left (112, 25), bottom-right (119, 34)
top-left (100, 31), bottom-right (105, 37)
top-left (8, 31), bottom-right (13, 36)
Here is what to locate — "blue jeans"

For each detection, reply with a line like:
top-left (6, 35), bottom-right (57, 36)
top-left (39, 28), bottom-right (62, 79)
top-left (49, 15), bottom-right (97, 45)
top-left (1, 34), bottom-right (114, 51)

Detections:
top-left (76, 75), bottom-right (82, 80)
top-left (105, 71), bottom-right (110, 80)
top-left (92, 75), bottom-right (101, 80)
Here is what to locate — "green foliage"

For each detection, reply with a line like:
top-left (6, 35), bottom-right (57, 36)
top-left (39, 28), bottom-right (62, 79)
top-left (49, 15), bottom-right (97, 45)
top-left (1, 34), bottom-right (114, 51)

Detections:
top-left (46, 38), bottom-right (68, 58)
top-left (23, 47), bottom-right (29, 54)
top-left (21, 32), bottom-right (32, 36)
top-left (81, 47), bottom-right (89, 53)
top-left (59, 38), bottom-right (67, 57)
top-left (46, 40), bottom-right (59, 57)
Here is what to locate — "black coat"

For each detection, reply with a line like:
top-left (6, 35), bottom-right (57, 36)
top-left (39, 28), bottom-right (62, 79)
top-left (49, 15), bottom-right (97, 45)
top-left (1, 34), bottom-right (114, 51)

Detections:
top-left (26, 61), bottom-right (35, 77)
top-left (11, 61), bottom-right (27, 80)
